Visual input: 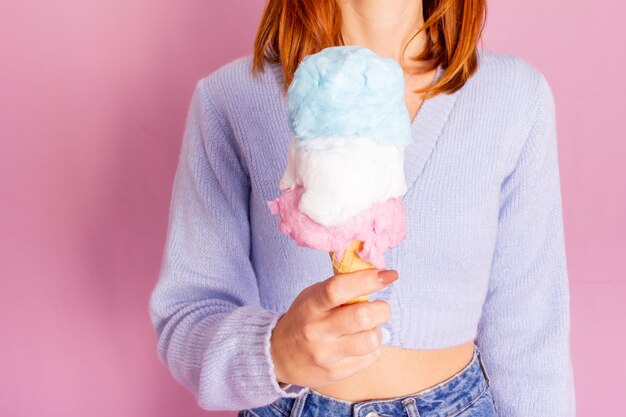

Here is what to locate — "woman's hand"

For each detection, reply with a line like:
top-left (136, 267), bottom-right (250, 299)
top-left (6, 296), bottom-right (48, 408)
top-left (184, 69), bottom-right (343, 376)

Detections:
top-left (270, 269), bottom-right (398, 388)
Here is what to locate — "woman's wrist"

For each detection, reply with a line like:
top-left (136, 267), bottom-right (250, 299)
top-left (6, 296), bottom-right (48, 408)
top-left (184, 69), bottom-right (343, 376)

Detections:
top-left (271, 314), bottom-right (291, 388)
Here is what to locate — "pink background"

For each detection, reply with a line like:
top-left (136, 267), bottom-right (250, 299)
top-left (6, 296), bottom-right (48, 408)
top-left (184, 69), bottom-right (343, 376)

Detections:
top-left (1, 1), bottom-right (624, 416)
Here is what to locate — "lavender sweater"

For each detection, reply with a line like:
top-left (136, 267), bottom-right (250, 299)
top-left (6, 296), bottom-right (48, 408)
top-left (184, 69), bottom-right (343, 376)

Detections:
top-left (148, 49), bottom-right (575, 416)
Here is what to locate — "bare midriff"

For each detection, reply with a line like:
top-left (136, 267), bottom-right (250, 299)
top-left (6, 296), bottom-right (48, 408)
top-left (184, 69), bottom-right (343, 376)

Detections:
top-left (311, 340), bottom-right (476, 402)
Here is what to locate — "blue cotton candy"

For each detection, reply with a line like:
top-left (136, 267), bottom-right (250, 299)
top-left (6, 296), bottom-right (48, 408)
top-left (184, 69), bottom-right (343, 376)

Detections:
top-left (287, 45), bottom-right (412, 146)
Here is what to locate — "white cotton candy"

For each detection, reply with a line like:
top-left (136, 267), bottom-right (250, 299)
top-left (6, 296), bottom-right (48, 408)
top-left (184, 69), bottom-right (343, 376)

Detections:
top-left (279, 136), bottom-right (407, 227)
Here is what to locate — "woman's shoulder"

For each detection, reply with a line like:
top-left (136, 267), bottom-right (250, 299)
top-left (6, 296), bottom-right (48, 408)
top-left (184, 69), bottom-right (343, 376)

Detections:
top-left (191, 54), bottom-right (284, 132)
top-left (468, 49), bottom-right (554, 135)
top-left (472, 50), bottom-right (556, 172)
top-left (474, 48), bottom-right (552, 99)
top-left (198, 54), bottom-right (282, 102)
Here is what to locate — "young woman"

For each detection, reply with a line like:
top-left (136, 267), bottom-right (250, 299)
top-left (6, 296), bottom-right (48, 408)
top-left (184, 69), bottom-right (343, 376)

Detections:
top-left (149, 1), bottom-right (575, 416)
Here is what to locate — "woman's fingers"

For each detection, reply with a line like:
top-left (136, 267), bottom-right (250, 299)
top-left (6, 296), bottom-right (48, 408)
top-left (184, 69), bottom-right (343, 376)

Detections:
top-left (314, 269), bottom-right (398, 311)
top-left (323, 299), bottom-right (392, 337)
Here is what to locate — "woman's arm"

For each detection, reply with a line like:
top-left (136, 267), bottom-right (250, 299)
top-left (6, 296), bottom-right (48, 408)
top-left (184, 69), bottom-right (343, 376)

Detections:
top-left (475, 70), bottom-right (576, 416)
top-left (148, 78), bottom-right (308, 411)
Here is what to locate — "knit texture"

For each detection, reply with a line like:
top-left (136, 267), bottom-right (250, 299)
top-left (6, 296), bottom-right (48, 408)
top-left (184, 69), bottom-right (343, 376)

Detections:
top-left (148, 49), bottom-right (575, 415)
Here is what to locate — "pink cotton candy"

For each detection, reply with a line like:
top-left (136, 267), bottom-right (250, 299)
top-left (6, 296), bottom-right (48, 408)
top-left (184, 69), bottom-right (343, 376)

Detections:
top-left (267, 186), bottom-right (406, 269)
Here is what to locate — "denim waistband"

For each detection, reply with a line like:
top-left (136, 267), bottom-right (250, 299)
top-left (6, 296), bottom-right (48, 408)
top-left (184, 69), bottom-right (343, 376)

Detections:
top-left (271, 344), bottom-right (491, 417)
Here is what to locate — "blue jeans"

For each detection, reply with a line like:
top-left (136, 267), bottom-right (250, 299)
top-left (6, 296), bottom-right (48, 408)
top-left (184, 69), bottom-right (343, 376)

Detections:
top-left (239, 344), bottom-right (498, 417)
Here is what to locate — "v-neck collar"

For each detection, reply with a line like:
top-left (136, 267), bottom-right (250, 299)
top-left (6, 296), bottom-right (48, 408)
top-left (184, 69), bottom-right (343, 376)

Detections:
top-left (403, 64), bottom-right (460, 193)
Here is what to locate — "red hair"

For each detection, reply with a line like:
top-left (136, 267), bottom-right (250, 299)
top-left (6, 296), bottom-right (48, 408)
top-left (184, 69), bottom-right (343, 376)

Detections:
top-left (252, 0), bottom-right (487, 99)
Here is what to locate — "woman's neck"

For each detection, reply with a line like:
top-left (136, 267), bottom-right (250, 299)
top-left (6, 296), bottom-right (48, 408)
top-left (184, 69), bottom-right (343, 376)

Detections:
top-left (338, 0), bottom-right (429, 73)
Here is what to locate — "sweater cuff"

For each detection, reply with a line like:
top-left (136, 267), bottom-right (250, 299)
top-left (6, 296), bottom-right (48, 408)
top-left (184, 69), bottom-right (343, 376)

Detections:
top-left (231, 307), bottom-right (309, 406)
top-left (264, 310), bottom-right (310, 397)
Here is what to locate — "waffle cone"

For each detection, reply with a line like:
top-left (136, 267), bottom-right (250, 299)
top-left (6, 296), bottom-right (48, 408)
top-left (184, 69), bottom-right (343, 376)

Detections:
top-left (329, 239), bottom-right (376, 304)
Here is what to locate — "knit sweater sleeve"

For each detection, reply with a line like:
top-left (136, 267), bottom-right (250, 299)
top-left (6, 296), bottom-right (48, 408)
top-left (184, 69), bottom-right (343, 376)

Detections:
top-left (475, 72), bottom-right (576, 416)
top-left (148, 78), bottom-right (309, 411)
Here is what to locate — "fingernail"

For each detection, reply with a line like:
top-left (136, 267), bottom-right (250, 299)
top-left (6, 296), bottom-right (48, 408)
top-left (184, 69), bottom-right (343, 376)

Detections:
top-left (378, 270), bottom-right (397, 285)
